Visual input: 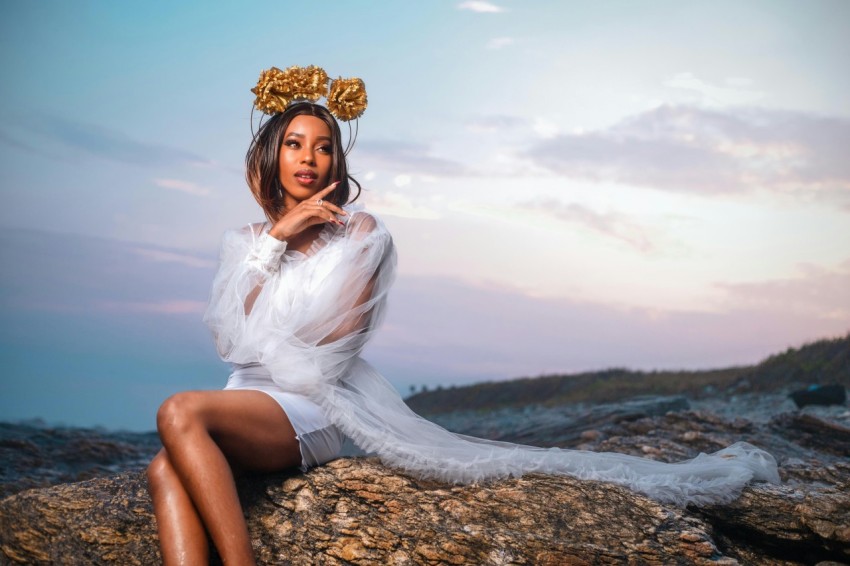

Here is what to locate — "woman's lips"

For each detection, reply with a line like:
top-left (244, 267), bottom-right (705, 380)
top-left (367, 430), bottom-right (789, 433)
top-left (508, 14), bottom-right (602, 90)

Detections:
top-left (295, 170), bottom-right (318, 186)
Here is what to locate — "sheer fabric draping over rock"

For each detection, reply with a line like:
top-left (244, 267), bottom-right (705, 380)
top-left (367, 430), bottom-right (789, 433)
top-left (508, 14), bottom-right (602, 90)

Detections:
top-left (203, 204), bottom-right (780, 507)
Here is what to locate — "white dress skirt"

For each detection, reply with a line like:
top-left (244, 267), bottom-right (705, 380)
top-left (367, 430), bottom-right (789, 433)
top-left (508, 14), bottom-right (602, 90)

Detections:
top-left (224, 361), bottom-right (344, 471)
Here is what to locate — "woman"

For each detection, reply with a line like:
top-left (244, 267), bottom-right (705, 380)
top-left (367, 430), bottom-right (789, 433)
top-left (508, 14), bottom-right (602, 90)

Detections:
top-left (148, 66), bottom-right (779, 565)
top-left (148, 65), bottom-right (389, 564)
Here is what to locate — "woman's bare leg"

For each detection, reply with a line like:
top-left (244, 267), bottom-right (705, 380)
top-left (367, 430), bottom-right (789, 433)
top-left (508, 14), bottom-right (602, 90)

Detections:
top-left (148, 449), bottom-right (209, 565)
top-left (149, 390), bottom-right (302, 566)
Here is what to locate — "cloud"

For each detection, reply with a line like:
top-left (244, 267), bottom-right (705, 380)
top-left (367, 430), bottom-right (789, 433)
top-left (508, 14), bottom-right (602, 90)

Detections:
top-left (457, 1), bottom-right (505, 13)
top-left (465, 114), bottom-right (526, 133)
top-left (367, 191), bottom-right (442, 220)
top-left (665, 72), bottom-right (765, 106)
top-left (715, 259), bottom-right (850, 319)
top-left (525, 105), bottom-right (850, 199)
top-left (21, 115), bottom-right (211, 168)
top-left (0, 129), bottom-right (65, 161)
top-left (96, 299), bottom-right (207, 315)
top-left (373, 273), bottom-right (850, 384)
top-left (153, 178), bottom-right (213, 197)
top-left (357, 139), bottom-right (469, 177)
top-left (393, 174), bottom-right (412, 188)
top-left (518, 200), bottom-right (658, 253)
top-left (487, 37), bottom-right (515, 49)
top-left (3, 226), bottom-right (846, 397)
top-left (130, 247), bottom-right (217, 269)
top-left (532, 117), bottom-right (560, 139)
top-left (813, 188), bottom-right (850, 213)
top-left (0, 226), bottom-right (215, 315)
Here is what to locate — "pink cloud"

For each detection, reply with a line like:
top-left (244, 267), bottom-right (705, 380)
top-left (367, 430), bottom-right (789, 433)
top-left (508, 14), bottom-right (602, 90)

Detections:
top-left (369, 273), bottom-right (849, 386)
top-left (153, 178), bottom-right (213, 197)
top-left (131, 247), bottom-right (217, 269)
top-left (715, 259), bottom-right (850, 319)
top-left (95, 300), bottom-right (208, 315)
top-left (524, 105), bottom-right (850, 204)
top-left (518, 199), bottom-right (660, 253)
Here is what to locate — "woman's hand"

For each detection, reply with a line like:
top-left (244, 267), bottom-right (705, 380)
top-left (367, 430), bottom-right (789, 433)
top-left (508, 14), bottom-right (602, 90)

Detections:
top-left (268, 182), bottom-right (347, 241)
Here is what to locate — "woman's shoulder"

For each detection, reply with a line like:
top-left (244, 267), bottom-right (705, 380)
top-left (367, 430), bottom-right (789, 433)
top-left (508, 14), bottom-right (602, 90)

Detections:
top-left (343, 203), bottom-right (388, 237)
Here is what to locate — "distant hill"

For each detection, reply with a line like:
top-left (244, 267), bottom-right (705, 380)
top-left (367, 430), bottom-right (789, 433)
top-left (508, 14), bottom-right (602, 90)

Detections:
top-left (405, 333), bottom-right (850, 415)
top-left (733, 334), bottom-right (850, 393)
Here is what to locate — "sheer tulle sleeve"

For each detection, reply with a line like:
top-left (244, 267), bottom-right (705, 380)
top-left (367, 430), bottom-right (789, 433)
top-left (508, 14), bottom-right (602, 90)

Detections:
top-left (203, 210), bottom-right (396, 396)
top-left (202, 223), bottom-right (286, 360)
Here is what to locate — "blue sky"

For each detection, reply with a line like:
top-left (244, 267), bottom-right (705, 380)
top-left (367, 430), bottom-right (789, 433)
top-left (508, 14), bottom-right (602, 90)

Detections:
top-left (1, 1), bottom-right (848, 430)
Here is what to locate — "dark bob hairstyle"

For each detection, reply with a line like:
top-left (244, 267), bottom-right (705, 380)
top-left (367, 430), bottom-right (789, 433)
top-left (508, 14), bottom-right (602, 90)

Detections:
top-left (245, 102), bottom-right (361, 223)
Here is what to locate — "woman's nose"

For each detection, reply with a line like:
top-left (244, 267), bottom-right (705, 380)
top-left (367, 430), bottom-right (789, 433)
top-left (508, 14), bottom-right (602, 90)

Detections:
top-left (300, 150), bottom-right (315, 165)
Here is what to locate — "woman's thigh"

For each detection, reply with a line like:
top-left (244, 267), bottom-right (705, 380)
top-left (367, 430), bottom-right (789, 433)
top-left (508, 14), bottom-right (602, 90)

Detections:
top-left (163, 389), bottom-right (302, 472)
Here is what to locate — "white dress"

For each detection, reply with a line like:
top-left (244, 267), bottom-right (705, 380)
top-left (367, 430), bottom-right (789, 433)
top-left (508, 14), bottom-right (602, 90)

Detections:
top-left (223, 361), bottom-right (344, 471)
top-left (203, 203), bottom-right (780, 507)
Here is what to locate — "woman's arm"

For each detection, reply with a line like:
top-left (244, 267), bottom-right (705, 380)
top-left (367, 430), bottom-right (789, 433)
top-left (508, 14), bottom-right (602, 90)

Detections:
top-left (203, 223), bottom-right (287, 358)
top-left (243, 228), bottom-right (288, 315)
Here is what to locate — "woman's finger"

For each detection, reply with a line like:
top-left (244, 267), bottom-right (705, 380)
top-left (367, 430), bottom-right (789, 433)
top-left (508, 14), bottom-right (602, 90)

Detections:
top-left (323, 210), bottom-right (345, 225)
top-left (299, 203), bottom-right (343, 224)
top-left (321, 202), bottom-right (347, 216)
top-left (305, 201), bottom-right (341, 218)
top-left (312, 181), bottom-right (340, 201)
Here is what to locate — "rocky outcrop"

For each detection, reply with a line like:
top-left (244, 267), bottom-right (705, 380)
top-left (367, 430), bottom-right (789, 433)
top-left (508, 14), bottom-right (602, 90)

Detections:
top-left (1, 455), bottom-right (849, 565)
top-left (0, 421), bottom-right (160, 499)
top-left (701, 477), bottom-right (850, 564)
top-left (3, 390), bottom-right (850, 565)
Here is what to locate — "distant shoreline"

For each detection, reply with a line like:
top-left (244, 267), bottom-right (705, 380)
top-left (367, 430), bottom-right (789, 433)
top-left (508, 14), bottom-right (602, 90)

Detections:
top-left (407, 333), bottom-right (850, 415)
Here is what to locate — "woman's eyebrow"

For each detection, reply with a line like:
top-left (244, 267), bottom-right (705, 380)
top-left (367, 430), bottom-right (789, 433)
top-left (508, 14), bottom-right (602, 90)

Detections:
top-left (286, 132), bottom-right (332, 142)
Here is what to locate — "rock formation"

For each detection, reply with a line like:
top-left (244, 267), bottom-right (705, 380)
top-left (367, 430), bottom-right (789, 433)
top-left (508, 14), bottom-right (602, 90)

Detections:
top-left (1, 451), bottom-right (849, 565)
top-left (3, 371), bottom-right (850, 565)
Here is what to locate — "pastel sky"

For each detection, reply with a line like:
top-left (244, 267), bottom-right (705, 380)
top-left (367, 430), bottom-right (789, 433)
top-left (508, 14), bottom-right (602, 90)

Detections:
top-left (1, 1), bottom-right (848, 430)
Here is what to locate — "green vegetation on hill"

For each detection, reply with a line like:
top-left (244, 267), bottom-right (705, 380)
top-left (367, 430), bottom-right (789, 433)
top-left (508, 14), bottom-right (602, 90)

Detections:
top-left (405, 334), bottom-right (849, 415)
top-left (735, 334), bottom-right (850, 393)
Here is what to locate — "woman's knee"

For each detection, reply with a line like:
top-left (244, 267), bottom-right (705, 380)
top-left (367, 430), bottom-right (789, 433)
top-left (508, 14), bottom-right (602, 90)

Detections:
top-left (147, 450), bottom-right (173, 488)
top-left (156, 391), bottom-right (206, 443)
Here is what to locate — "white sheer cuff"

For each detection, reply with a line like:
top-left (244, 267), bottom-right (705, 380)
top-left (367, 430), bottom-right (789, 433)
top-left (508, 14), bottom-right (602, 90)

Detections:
top-left (246, 232), bottom-right (288, 276)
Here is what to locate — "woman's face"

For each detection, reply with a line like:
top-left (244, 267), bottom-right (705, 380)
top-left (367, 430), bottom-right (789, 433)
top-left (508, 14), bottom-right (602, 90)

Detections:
top-left (278, 114), bottom-right (333, 204)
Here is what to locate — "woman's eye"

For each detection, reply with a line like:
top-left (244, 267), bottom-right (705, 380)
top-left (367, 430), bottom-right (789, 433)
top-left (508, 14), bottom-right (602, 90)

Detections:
top-left (285, 139), bottom-right (300, 148)
top-left (318, 145), bottom-right (331, 154)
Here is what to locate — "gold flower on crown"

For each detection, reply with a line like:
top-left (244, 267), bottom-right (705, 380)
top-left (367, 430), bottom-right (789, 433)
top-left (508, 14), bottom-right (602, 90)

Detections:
top-left (285, 65), bottom-right (329, 102)
top-left (251, 67), bottom-right (289, 114)
top-left (327, 77), bottom-right (368, 121)
top-left (250, 65), bottom-right (367, 121)
top-left (251, 65), bottom-right (329, 115)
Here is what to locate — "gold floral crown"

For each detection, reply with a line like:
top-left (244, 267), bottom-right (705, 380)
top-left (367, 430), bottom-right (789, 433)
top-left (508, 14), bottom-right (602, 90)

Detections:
top-left (250, 65), bottom-right (367, 122)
